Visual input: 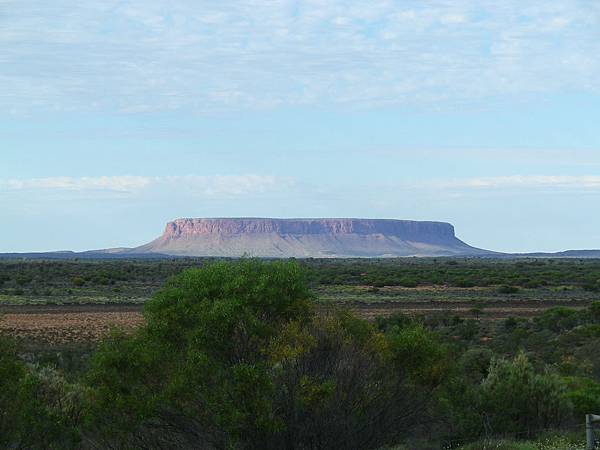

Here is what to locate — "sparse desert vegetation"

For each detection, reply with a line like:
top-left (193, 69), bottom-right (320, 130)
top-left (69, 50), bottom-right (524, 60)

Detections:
top-left (1, 258), bottom-right (600, 448)
top-left (1, 257), bottom-right (598, 343)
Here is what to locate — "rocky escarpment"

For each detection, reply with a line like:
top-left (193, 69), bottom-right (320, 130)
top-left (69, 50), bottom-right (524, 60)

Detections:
top-left (133, 218), bottom-right (491, 258)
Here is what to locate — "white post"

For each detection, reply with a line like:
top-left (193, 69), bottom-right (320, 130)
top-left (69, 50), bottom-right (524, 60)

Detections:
top-left (587, 414), bottom-right (600, 450)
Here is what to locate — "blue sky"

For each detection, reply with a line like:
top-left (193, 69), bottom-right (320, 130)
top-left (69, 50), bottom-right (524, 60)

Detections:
top-left (1, 0), bottom-right (600, 253)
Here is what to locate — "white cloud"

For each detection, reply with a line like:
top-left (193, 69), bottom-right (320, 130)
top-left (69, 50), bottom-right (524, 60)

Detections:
top-left (431, 175), bottom-right (600, 190)
top-left (439, 14), bottom-right (467, 25)
top-left (0, 0), bottom-right (598, 114)
top-left (2, 176), bottom-right (152, 192)
top-left (0, 175), bottom-right (294, 197)
top-left (158, 175), bottom-right (295, 198)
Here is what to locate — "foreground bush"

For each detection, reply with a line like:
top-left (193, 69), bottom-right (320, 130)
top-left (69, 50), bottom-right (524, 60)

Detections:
top-left (479, 353), bottom-right (571, 437)
top-left (266, 314), bottom-right (448, 449)
top-left (0, 338), bottom-right (85, 449)
top-left (442, 352), bottom-right (572, 445)
top-left (86, 260), bottom-right (312, 448)
top-left (85, 260), bottom-right (448, 449)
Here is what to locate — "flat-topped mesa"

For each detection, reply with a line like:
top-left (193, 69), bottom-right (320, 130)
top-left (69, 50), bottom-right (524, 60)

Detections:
top-left (162, 218), bottom-right (457, 242)
top-left (133, 217), bottom-right (489, 257)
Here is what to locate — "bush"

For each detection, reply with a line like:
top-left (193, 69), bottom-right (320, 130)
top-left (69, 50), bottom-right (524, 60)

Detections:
top-left (85, 260), bottom-right (449, 449)
top-left (71, 276), bottom-right (85, 287)
top-left (0, 338), bottom-right (25, 447)
top-left (459, 347), bottom-right (494, 383)
top-left (564, 377), bottom-right (600, 417)
top-left (15, 274), bottom-right (32, 286)
top-left (478, 353), bottom-right (572, 438)
top-left (458, 319), bottom-right (480, 340)
top-left (87, 260), bottom-right (313, 448)
top-left (589, 301), bottom-right (600, 323)
top-left (398, 277), bottom-right (419, 288)
top-left (504, 316), bottom-right (519, 330)
top-left (454, 278), bottom-right (476, 288)
top-left (266, 313), bottom-right (446, 449)
top-left (498, 285), bottom-right (520, 294)
top-left (0, 338), bottom-right (84, 449)
top-left (535, 307), bottom-right (581, 333)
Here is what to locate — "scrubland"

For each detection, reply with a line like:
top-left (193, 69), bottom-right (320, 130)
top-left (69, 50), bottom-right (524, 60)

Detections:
top-left (1, 258), bottom-right (599, 448)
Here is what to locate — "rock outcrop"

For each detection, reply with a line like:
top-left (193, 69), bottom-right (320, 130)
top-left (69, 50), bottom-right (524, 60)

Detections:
top-left (134, 218), bottom-right (491, 257)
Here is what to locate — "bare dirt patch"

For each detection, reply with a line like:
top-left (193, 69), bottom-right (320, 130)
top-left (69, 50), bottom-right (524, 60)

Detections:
top-left (322, 299), bottom-right (590, 320)
top-left (0, 305), bottom-right (143, 344)
top-left (1, 299), bottom-right (591, 343)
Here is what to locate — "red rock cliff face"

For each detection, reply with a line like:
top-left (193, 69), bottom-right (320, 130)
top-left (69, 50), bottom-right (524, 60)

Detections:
top-left (162, 218), bottom-right (455, 241)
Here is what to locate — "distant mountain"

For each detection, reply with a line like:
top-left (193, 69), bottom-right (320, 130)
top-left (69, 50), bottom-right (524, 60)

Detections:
top-left (515, 249), bottom-right (600, 258)
top-left (131, 218), bottom-right (493, 258)
top-left (1, 218), bottom-right (598, 260)
top-left (0, 251), bottom-right (169, 260)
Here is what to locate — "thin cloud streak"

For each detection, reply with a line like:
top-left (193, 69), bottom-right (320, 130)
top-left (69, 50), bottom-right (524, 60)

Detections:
top-left (1, 176), bottom-right (152, 192)
top-left (4, 175), bottom-right (598, 199)
top-left (354, 148), bottom-right (600, 167)
top-left (0, 175), bottom-right (295, 197)
top-left (427, 175), bottom-right (600, 190)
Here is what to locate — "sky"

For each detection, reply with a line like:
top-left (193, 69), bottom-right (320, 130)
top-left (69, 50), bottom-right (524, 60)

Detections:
top-left (1, 0), bottom-right (600, 253)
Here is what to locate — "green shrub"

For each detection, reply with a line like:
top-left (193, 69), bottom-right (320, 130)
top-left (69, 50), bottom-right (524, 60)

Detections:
top-left (564, 377), bottom-right (600, 417)
top-left (71, 276), bottom-right (85, 287)
top-left (85, 260), bottom-right (450, 449)
top-left (454, 278), bottom-right (476, 288)
top-left (535, 307), bottom-right (581, 333)
top-left (458, 319), bottom-right (480, 340)
top-left (398, 277), bottom-right (418, 288)
top-left (478, 353), bottom-right (572, 438)
top-left (498, 285), bottom-right (520, 294)
top-left (504, 316), bottom-right (518, 329)
top-left (0, 338), bottom-right (84, 449)
top-left (15, 274), bottom-right (32, 286)
top-left (267, 313), bottom-right (447, 449)
top-left (459, 347), bottom-right (494, 383)
top-left (0, 338), bottom-right (25, 447)
top-left (589, 301), bottom-right (600, 323)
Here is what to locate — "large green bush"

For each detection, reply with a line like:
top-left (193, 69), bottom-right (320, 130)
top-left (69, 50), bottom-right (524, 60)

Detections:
top-left (87, 260), bottom-right (313, 448)
top-left (85, 259), bottom-right (449, 449)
